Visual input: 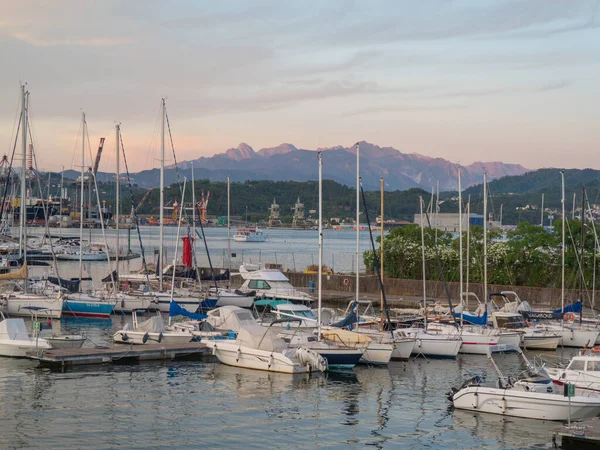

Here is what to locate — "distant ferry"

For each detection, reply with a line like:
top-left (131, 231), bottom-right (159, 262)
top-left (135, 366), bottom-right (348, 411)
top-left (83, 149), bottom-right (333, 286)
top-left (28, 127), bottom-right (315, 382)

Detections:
top-left (233, 227), bottom-right (266, 242)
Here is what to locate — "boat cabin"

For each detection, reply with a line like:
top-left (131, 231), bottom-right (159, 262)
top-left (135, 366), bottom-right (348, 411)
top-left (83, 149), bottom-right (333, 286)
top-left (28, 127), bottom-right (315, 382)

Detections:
top-left (566, 356), bottom-right (600, 372)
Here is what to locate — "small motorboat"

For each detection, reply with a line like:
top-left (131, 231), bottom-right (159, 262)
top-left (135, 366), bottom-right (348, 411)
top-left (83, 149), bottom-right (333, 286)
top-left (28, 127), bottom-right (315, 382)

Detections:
top-left (46, 334), bottom-right (86, 349)
top-left (204, 306), bottom-right (327, 373)
top-left (0, 313), bottom-right (52, 357)
top-left (113, 309), bottom-right (193, 345)
top-left (449, 348), bottom-right (600, 420)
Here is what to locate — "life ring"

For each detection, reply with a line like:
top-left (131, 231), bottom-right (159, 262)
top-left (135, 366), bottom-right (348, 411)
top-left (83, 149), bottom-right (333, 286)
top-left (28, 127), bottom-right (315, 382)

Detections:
top-left (343, 278), bottom-right (350, 286)
top-left (564, 313), bottom-right (576, 322)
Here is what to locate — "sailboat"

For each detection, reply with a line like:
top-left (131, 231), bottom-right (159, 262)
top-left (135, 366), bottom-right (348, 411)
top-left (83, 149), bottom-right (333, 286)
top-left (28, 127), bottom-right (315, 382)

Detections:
top-left (284, 150), bottom-right (366, 369)
top-left (534, 173), bottom-right (600, 347)
top-left (1, 86), bottom-right (64, 318)
top-left (399, 195), bottom-right (461, 358)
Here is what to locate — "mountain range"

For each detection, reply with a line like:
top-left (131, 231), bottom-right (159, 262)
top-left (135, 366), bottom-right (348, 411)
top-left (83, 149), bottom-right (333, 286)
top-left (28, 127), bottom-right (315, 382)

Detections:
top-left (64, 141), bottom-right (528, 191)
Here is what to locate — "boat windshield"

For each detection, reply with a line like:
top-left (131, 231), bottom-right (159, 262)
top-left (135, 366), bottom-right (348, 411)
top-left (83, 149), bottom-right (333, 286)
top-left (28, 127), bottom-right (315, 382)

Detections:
top-left (279, 309), bottom-right (316, 319)
top-left (495, 315), bottom-right (526, 329)
top-left (248, 280), bottom-right (271, 290)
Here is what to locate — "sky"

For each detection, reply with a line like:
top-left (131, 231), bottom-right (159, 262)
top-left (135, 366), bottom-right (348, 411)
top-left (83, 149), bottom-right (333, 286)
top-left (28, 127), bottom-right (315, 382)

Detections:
top-left (1, 0), bottom-right (600, 173)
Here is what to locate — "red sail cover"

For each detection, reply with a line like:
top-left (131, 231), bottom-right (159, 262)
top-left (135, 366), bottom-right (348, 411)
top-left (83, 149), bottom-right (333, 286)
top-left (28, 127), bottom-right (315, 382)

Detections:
top-left (181, 235), bottom-right (194, 268)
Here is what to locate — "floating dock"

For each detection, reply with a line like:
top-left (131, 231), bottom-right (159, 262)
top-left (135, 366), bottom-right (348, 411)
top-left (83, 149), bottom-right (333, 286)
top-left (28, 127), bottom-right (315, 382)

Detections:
top-left (552, 417), bottom-right (600, 449)
top-left (27, 342), bottom-right (211, 368)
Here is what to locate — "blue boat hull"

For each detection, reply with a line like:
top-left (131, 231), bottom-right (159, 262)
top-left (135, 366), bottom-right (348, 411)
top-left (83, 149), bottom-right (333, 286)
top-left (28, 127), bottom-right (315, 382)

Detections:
top-left (317, 350), bottom-right (363, 370)
top-left (62, 300), bottom-right (114, 318)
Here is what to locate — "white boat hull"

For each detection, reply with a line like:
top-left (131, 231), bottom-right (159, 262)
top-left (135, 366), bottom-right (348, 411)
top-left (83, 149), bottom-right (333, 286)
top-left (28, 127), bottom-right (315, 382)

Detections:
top-left (458, 333), bottom-right (500, 355)
top-left (112, 294), bottom-right (160, 314)
top-left (391, 339), bottom-right (416, 360)
top-left (206, 341), bottom-right (313, 374)
top-left (46, 335), bottom-right (85, 349)
top-left (215, 294), bottom-right (254, 308)
top-left (453, 386), bottom-right (600, 420)
top-left (522, 334), bottom-right (561, 350)
top-left (1, 295), bottom-right (63, 318)
top-left (0, 338), bottom-right (52, 357)
top-left (537, 326), bottom-right (599, 348)
top-left (360, 342), bottom-right (394, 365)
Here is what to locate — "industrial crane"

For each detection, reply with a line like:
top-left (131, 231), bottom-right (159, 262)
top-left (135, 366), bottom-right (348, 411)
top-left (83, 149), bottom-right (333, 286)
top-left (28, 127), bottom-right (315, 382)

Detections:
top-left (198, 189), bottom-right (210, 223)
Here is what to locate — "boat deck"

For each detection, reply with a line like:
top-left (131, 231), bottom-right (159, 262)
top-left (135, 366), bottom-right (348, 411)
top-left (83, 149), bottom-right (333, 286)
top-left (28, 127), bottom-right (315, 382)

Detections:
top-left (27, 342), bottom-right (211, 368)
top-left (552, 417), bottom-right (600, 449)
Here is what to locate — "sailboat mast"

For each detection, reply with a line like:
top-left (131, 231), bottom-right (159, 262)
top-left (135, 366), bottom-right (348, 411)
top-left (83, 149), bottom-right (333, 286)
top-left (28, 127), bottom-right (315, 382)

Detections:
top-left (191, 162), bottom-right (197, 273)
top-left (355, 142), bottom-right (360, 304)
top-left (19, 85), bottom-right (28, 262)
top-left (561, 171), bottom-right (565, 312)
top-left (466, 200), bottom-right (470, 297)
top-left (79, 111), bottom-right (85, 283)
top-left (227, 175), bottom-right (231, 288)
top-left (317, 151), bottom-right (323, 339)
top-left (483, 172), bottom-right (488, 307)
top-left (159, 99), bottom-right (165, 291)
top-left (115, 124), bottom-right (120, 268)
top-left (458, 167), bottom-right (463, 305)
top-left (380, 177), bottom-right (384, 314)
top-left (59, 166), bottom-right (64, 237)
top-left (581, 187), bottom-right (585, 310)
top-left (420, 196), bottom-right (426, 331)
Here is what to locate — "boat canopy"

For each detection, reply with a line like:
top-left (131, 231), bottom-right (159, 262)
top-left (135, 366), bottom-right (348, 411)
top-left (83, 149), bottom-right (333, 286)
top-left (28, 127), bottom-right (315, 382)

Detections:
top-left (454, 310), bottom-right (488, 326)
top-left (169, 300), bottom-right (207, 320)
top-left (237, 325), bottom-right (286, 352)
top-left (553, 301), bottom-right (583, 314)
top-left (136, 315), bottom-right (165, 333)
top-left (254, 299), bottom-right (291, 308)
top-left (207, 306), bottom-right (257, 332)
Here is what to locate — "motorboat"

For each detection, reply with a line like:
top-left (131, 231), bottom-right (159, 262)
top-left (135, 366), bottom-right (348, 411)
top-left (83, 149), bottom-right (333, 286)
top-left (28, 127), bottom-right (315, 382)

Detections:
top-left (113, 309), bottom-right (193, 345)
top-left (256, 301), bottom-right (318, 329)
top-left (236, 263), bottom-right (314, 304)
top-left (0, 313), bottom-right (52, 357)
top-left (233, 227), bottom-right (266, 242)
top-left (399, 327), bottom-right (462, 358)
top-left (46, 334), bottom-right (85, 349)
top-left (492, 291), bottom-right (598, 348)
top-left (546, 354), bottom-right (600, 397)
top-left (204, 306), bottom-right (327, 373)
top-left (491, 312), bottom-right (561, 350)
top-left (449, 349), bottom-right (600, 420)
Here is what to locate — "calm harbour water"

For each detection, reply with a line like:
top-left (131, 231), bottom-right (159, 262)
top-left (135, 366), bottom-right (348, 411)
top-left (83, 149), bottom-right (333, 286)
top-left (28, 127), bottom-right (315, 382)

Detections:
top-left (0, 316), bottom-right (579, 449)
top-left (1, 227), bottom-right (580, 448)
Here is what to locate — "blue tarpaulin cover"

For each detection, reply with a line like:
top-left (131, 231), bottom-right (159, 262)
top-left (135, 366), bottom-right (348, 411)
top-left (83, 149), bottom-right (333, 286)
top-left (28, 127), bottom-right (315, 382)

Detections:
top-left (169, 300), bottom-right (207, 320)
top-left (454, 310), bottom-right (488, 326)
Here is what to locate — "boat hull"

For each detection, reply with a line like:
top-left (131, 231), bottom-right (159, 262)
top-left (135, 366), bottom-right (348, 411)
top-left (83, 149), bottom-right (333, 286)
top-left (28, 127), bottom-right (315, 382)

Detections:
top-left (0, 338), bottom-right (52, 357)
top-left (360, 342), bottom-right (394, 365)
top-left (458, 334), bottom-right (500, 355)
top-left (207, 341), bottom-right (311, 374)
top-left (452, 386), bottom-right (600, 420)
top-left (2, 295), bottom-right (63, 319)
top-left (46, 335), bottom-right (85, 349)
top-left (391, 339), bottom-right (416, 360)
top-left (312, 348), bottom-right (363, 369)
top-left (62, 300), bottom-right (114, 318)
top-left (522, 334), bottom-right (561, 350)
